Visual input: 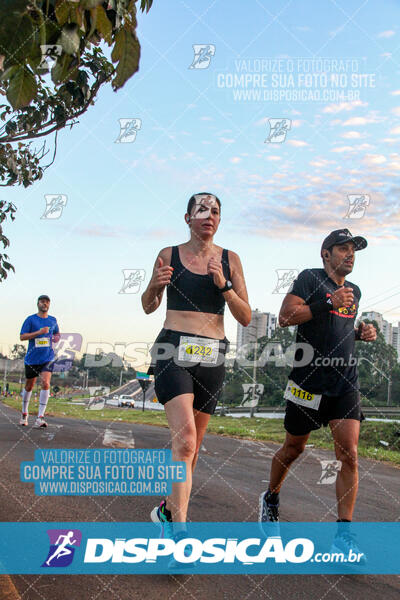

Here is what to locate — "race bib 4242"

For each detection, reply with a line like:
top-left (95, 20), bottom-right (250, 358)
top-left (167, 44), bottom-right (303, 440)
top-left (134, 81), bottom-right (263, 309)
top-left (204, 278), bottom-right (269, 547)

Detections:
top-left (178, 336), bottom-right (219, 364)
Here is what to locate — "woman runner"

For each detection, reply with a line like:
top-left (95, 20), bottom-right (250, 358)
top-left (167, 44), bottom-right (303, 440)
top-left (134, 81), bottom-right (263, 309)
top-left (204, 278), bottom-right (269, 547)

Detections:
top-left (141, 192), bottom-right (251, 542)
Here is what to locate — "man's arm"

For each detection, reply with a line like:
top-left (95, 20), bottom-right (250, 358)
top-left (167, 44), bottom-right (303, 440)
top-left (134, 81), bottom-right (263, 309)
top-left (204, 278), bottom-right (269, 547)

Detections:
top-left (279, 294), bottom-right (314, 327)
top-left (355, 321), bottom-right (377, 342)
top-left (20, 317), bottom-right (49, 341)
top-left (279, 285), bottom-right (356, 327)
top-left (52, 320), bottom-right (61, 343)
top-left (20, 330), bottom-right (48, 341)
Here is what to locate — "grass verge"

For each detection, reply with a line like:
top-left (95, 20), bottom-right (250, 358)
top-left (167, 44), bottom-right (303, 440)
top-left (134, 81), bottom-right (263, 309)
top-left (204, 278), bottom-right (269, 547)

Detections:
top-left (2, 396), bottom-right (400, 465)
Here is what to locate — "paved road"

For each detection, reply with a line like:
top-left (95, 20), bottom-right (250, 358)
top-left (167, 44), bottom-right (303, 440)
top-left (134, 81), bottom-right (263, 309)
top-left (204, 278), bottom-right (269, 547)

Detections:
top-left (0, 402), bottom-right (399, 600)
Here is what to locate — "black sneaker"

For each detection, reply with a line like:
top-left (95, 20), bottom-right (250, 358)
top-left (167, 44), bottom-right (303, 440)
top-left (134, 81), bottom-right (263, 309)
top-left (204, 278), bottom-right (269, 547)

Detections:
top-left (258, 490), bottom-right (280, 537)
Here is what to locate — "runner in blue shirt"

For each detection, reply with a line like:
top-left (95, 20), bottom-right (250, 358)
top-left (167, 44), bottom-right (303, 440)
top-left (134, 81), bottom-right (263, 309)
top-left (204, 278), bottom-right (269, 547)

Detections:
top-left (19, 295), bottom-right (60, 428)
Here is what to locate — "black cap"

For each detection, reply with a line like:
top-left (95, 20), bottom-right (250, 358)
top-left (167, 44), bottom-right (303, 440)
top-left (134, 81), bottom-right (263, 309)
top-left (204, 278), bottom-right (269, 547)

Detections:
top-left (321, 229), bottom-right (367, 255)
top-left (38, 295), bottom-right (50, 302)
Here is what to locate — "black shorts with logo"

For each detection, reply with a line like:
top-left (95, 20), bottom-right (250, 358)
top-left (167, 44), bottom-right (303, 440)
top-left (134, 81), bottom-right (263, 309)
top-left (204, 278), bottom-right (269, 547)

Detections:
top-left (24, 362), bottom-right (54, 379)
top-left (149, 328), bottom-right (229, 415)
top-left (284, 390), bottom-right (365, 436)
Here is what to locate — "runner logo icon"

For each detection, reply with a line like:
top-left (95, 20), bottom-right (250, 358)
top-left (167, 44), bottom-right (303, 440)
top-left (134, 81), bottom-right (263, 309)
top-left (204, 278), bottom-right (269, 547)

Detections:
top-left (42, 529), bottom-right (82, 567)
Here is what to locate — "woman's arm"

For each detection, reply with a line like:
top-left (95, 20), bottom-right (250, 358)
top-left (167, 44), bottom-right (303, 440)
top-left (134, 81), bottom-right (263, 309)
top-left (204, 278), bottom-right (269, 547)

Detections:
top-left (224, 251), bottom-right (251, 326)
top-left (141, 247), bottom-right (173, 314)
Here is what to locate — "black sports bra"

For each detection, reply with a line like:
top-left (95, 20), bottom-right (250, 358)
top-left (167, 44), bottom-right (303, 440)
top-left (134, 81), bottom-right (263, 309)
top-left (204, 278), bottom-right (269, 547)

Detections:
top-left (166, 246), bottom-right (231, 314)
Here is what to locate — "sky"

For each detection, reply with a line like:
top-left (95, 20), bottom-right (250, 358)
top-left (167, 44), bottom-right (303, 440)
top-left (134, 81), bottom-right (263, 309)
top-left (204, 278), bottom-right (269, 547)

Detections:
top-left (1, 0), bottom-right (400, 368)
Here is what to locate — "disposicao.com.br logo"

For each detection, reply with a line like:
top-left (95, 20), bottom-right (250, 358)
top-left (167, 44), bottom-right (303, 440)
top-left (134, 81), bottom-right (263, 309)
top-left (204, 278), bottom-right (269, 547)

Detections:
top-left (84, 534), bottom-right (313, 565)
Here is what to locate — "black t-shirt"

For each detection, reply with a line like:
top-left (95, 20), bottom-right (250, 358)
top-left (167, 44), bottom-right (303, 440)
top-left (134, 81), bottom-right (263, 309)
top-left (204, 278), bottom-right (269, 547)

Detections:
top-left (288, 268), bottom-right (361, 396)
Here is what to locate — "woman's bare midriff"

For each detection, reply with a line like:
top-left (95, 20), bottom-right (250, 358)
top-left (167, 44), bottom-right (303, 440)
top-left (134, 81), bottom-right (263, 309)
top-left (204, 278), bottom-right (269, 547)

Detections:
top-left (163, 310), bottom-right (225, 340)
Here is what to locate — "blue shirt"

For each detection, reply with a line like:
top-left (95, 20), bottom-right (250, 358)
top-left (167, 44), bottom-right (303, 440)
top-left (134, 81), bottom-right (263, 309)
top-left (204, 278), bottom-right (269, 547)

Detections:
top-left (20, 314), bottom-right (60, 365)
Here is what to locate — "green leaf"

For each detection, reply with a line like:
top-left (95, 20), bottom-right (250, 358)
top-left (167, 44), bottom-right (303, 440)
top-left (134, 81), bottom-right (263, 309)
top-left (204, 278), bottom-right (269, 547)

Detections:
top-left (6, 67), bottom-right (38, 109)
top-left (81, 0), bottom-right (103, 8)
top-left (1, 15), bottom-right (35, 66)
top-left (140, 0), bottom-right (153, 13)
top-left (51, 53), bottom-right (72, 84)
top-left (111, 28), bottom-right (140, 90)
top-left (0, 66), bottom-right (19, 82)
top-left (96, 6), bottom-right (113, 45)
top-left (55, 0), bottom-right (71, 26)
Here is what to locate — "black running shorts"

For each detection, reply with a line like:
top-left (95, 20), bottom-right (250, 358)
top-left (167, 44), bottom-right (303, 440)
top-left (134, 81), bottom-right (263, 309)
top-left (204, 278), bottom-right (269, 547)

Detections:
top-left (149, 328), bottom-right (229, 415)
top-left (24, 362), bottom-right (54, 379)
top-left (284, 390), bottom-right (365, 436)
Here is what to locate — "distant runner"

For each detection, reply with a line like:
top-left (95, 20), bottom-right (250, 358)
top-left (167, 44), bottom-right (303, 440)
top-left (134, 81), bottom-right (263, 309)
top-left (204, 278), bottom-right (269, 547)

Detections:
top-left (259, 229), bottom-right (376, 558)
top-left (19, 295), bottom-right (60, 428)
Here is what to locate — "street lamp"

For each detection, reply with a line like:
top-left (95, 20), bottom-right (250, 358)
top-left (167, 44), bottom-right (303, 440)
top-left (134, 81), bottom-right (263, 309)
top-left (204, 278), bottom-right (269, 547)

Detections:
top-left (358, 357), bottom-right (392, 406)
top-left (246, 311), bottom-right (261, 417)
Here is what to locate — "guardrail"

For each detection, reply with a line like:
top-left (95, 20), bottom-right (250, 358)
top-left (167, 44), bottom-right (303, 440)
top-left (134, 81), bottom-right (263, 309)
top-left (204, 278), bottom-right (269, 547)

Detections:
top-left (216, 405), bottom-right (400, 417)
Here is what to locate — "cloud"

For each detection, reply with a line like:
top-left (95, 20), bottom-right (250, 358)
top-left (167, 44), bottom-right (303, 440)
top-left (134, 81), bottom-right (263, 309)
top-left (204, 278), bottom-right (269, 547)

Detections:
top-left (219, 137), bottom-right (235, 144)
top-left (331, 146), bottom-right (355, 153)
top-left (377, 30), bottom-right (395, 38)
top-left (389, 126), bottom-right (400, 135)
top-left (362, 154), bottom-right (386, 166)
top-left (341, 131), bottom-right (362, 139)
top-left (76, 226), bottom-right (123, 238)
top-left (280, 185), bottom-right (299, 191)
top-left (322, 100), bottom-right (367, 114)
top-left (391, 107), bottom-right (400, 116)
top-left (287, 140), bottom-right (309, 147)
top-left (266, 155), bottom-right (282, 161)
top-left (309, 159), bottom-right (334, 168)
top-left (342, 116), bottom-right (377, 126)
top-left (230, 157), bottom-right (241, 164)
top-left (390, 90), bottom-right (400, 96)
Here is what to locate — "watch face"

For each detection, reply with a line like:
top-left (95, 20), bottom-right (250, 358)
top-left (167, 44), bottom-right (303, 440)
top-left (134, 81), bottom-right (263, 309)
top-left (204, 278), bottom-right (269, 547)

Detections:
top-left (227, 280), bottom-right (232, 288)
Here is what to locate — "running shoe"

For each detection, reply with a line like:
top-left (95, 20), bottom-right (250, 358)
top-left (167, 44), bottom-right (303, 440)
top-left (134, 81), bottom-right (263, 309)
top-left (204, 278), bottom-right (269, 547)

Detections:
top-left (258, 490), bottom-right (281, 538)
top-left (19, 413), bottom-right (28, 426)
top-left (150, 500), bottom-right (173, 539)
top-left (33, 417), bottom-right (48, 428)
top-left (168, 530), bottom-right (195, 571)
top-left (331, 531), bottom-right (367, 565)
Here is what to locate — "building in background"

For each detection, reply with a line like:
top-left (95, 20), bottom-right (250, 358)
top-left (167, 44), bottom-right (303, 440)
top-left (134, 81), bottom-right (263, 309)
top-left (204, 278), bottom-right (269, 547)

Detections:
top-left (237, 309), bottom-right (277, 349)
top-left (392, 323), bottom-right (400, 359)
top-left (361, 311), bottom-right (399, 361)
top-left (361, 311), bottom-right (384, 333)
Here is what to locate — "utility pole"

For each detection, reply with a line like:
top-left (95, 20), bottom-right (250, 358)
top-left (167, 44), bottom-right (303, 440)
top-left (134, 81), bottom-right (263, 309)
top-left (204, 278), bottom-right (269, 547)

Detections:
top-left (251, 328), bottom-right (258, 418)
top-left (249, 310), bottom-right (260, 418)
top-left (387, 375), bottom-right (392, 406)
top-left (2, 358), bottom-right (7, 396)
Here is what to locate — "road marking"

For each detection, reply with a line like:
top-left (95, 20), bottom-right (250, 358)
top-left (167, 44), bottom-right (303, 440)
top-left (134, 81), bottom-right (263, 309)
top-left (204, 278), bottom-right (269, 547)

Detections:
top-left (103, 429), bottom-right (135, 448)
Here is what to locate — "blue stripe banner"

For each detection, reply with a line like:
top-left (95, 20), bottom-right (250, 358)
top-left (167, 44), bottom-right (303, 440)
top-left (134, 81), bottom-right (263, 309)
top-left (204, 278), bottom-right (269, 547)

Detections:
top-left (0, 522), bottom-right (398, 574)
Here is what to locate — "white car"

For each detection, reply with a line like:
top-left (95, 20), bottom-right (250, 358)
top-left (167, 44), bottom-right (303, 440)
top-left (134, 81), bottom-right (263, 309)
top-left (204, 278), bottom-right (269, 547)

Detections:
top-left (118, 395), bottom-right (135, 408)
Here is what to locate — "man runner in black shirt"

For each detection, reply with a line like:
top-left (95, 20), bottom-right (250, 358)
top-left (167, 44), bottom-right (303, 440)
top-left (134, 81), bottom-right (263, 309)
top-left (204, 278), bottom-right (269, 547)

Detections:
top-left (259, 229), bottom-right (376, 553)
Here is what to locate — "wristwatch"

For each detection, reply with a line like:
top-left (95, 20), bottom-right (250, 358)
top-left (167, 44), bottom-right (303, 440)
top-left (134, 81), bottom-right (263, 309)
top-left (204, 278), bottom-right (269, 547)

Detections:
top-left (219, 280), bottom-right (233, 293)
